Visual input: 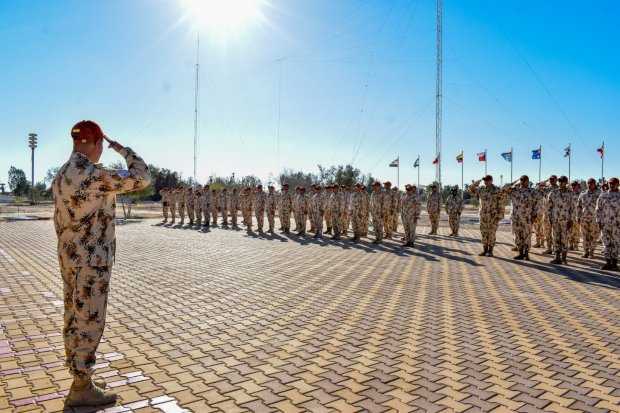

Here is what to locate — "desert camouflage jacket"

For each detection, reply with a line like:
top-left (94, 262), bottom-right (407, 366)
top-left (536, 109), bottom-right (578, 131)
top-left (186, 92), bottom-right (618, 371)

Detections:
top-left (279, 191), bottom-right (292, 214)
top-left (426, 192), bottom-right (441, 214)
top-left (547, 188), bottom-right (574, 223)
top-left (577, 189), bottom-right (600, 222)
top-left (401, 193), bottom-right (421, 222)
top-left (596, 191), bottom-right (620, 226)
top-left (53, 148), bottom-right (150, 268)
top-left (445, 194), bottom-right (463, 216)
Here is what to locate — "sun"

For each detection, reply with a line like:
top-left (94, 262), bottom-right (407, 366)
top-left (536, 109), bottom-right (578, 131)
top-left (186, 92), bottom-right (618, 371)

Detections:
top-left (180, 0), bottom-right (265, 37)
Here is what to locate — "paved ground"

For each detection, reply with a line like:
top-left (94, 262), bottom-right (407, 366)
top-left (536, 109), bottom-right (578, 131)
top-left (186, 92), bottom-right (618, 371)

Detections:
top-left (1, 217), bottom-right (619, 413)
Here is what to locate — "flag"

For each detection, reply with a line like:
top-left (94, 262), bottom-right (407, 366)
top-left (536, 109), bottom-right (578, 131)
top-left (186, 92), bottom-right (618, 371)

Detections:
top-left (532, 148), bottom-right (541, 159)
top-left (477, 152), bottom-right (486, 162)
top-left (389, 158), bottom-right (399, 167)
top-left (413, 157), bottom-right (420, 168)
top-left (432, 154), bottom-right (440, 165)
top-left (597, 143), bottom-right (604, 158)
top-left (456, 152), bottom-right (463, 163)
top-left (501, 151), bottom-right (512, 162)
top-left (564, 145), bottom-right (571, 158)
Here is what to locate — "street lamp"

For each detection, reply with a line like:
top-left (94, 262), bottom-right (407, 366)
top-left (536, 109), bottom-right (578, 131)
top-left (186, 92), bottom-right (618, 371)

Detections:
top-left (28, 133), bottom-right (38, 205)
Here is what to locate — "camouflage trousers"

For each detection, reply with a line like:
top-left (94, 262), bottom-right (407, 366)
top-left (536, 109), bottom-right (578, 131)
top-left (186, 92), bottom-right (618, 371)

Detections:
top-left (170, 205), bottom-right (176, 222)
top-left (480, 216), bottom-right (498, 248)
top-left (187, 203), bottom-right (195, 223)
top-left (341, 212), bottom-right (349, 236)
top-left (361, 213), bottom-right (369, 237)
top-left (178, 205), bottom-right (185, 222)
top-left (311, 211), bottom-right (323, 235)
top-left (402, 216), bottom-right (417, 244)
top-left (330, 211), bottom-right (341, 237)
top-left (194, 205), bottom-right (202, 225)
top-left (211, 208), bottom-right (218, 225)
top-left (580, 219), bottom-right (599, 254)
top-left (371, 213), bottom-right (383, 241)
top-left (62, 266), bottom-right (110, 379)
top-left (448, 213), bottom-right (460, 235)
top-left (601, 224), bottom-right (620, 259)
top-left (569, 221), bottom-right (580, 249)
top-left (202, 205), bottom-right (210, 225)
top-left (392, 213), bottom-right (398, 234)
top-left (267, 210), bottom-right (276, 231)
top-left (325, 210), bottom-right (332, 232)
top-left (513, 217), bottom-right (532, 250)
top-left (280, 210), bottom-right (291, 231)
top-left (351, 215), bottom-right (364, 237)
top-left (544, 214), bottom-right (553, 250)
top-left (533, 215), bottom-right (545, 245)
top-left (298, 213), bottom-right (308, 233)
top-left (243, 208), bottom-right (252, 231)
top-left (552, 220), bottom-right (571, 254)
top-left (162, 202), bottom-right (169, 220)
top-left (231, 209), bottom-right (238, 227)
top-left (255, 208), bottom-right (265, 231)
top-left (429, 212), bottom-right (440, 233)
top-left (383, 213), bottom-right (393, 238)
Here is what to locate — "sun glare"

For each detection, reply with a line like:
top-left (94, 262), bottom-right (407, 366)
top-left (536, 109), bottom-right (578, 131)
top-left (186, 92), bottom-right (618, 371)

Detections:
top-left (181, 0), bottom-right (265, 37)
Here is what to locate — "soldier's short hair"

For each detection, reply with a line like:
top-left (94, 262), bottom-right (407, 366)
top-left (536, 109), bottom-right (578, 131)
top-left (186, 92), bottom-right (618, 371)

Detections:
top-left (558, 176), bottom-right (568, 183)
top-left (609, 177), bottom-right (619, 184)
top-left (483, 175), bottom-right (493, 181)
top-left (520, 175), bottom-right (529, 181)
top-left (550, 175), bottom-right (558, 180)
top-left (587, 178), bottom-right (596, 184)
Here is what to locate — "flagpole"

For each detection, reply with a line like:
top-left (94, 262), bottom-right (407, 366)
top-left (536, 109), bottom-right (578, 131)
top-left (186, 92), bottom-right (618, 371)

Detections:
top-left (461, 150), bottom-right (464, 192)
top-left (538, 145), bottom-right (542, 183)
top-left (484, 149), bottom-right (487, 175)
top-left (601, 141), bottom-right (605, 182)
top-left (417, 155), bottom-right (420, 190)
top-left (397, 156), bottom-right (400, 189)
top-left (568, 143), bottom-right (571, 182)
top-left (510, 147), bottom-right (513, 183)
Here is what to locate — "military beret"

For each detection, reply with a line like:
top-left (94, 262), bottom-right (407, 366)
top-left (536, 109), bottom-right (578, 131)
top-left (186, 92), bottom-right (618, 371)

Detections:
top-left (483, 175), bottom-right (493, 181)
top-left (71, 120), bottom-right (104, 143)
top-left (384, 181), bottom-right (392, 186)
top-left (372, 182), bottom-right (381, 187)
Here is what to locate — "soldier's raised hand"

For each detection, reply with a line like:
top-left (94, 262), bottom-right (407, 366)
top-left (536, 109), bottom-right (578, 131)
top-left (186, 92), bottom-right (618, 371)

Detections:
top-left (103, 135), bottom-right (125, 152)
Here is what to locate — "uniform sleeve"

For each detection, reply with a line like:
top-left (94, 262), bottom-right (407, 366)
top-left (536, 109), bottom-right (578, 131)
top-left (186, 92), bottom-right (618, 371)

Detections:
top-left (576, 195), bottom-right (583, 220)
top-left (92, 147), bottom-right (151, 194)
top-left (595, 196), bottom-right (603, 225)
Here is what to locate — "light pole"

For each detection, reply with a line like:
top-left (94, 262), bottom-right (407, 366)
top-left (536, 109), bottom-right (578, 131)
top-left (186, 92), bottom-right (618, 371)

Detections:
top-left (28, 133), bottom-right (38, 205)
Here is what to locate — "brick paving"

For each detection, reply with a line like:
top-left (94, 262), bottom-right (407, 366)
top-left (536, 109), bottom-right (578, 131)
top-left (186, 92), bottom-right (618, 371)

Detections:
top-left (0, 218), bottom-right (619, 412)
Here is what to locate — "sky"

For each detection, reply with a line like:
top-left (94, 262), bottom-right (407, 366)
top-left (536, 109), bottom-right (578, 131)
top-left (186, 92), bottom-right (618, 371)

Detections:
top-left (1, 0), bottom-right (619, 189)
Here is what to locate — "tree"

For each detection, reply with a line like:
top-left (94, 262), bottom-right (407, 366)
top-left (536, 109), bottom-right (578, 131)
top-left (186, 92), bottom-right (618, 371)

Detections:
top-left (278, 168), bottom-right (316, 189)
top-left (44, 167), bottom-right (60, 185)
top-left (8, 166), bottom-right (30, 196)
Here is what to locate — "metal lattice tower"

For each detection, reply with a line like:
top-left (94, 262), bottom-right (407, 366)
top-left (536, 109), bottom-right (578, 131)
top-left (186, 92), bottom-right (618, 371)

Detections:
top-left (193, 33), bottom-right (200, 188)
top-left (435, 0), bottom-right (443, 185)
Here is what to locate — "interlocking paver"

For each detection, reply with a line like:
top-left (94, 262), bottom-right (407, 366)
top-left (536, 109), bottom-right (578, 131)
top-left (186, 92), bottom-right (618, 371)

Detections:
top-left (1, 218), bottom-right (619, 412)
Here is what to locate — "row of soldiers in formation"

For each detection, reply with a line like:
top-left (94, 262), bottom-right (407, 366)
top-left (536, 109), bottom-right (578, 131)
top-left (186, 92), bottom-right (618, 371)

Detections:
top-left (159, 175), bottom-right (620, 270)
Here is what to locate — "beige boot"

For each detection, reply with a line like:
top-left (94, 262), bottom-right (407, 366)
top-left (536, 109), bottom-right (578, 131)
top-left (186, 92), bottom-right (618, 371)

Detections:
top-left (65, 376), bottom-right (117, 407)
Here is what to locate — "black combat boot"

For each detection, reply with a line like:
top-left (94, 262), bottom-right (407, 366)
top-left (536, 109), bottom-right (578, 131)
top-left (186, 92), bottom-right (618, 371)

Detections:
top-left (550, 253), bottom-right (562, 264)
top-left (479, 246), bottom-right (488, 256)
top-left (601, 259), bottom-right (613, 270)
top-left (523, 247), bottom-right (530, 261)
top-left (561, 251), bottom-right (568, 264)
top-left (611, 259), bottom-right (619, 271)
top-left (514, 248), bottom-right (525, 260)
top-left (487, 246), bottom-right (494, 257)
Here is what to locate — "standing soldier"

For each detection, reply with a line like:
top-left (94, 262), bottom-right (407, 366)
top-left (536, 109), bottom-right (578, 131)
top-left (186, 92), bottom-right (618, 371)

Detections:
top-left (370, 181), bottom-right (384, 243)
top-left (177, 186), bottom-right (186, 225)
top-left (202, 184), bottom-right (211, 227)
top-left (159, 187), bottom-right (170, 223)
top-left (220, 188), bottom-right (229, 226)
top-left (194, 185), bottom-right (203, 226)
top-left (292, 187), bottom-right (301, 232)
top-left (351, 184), bottom-right (365, 242)
top-left (532, 182), bottom-right (546, 247)
top-left (577, 178), bottom-right (600, 258)
top-left (426, 184), bottom-right (441, 235)
top-left (186, 187), bottom-right (195, 226)
top-left (445, 186), bottom-right (464, 237)
top-left (382, 182), bottom-right (393, 238)
top-left (361, 185), bottom-right (370, 237)
top-left (329, 185), bottom-right (343, 240)
top-left (254, 185), bottom-right (266, 233)
top-left (324, 186), bottom-right (333, 235)
top-left (547, 176), bottom-right (574, 264)
top-left (266, 185), bottom-right (277, 234)
top-left (169, 186), bottom-right (177, 224)
top-left (391, 187), bottom-right (400, 234)
top-left (310, 185), bottom-right (325, 238)
top-left (230, 187), bottom-right (240, 229)
top-left (341, 185), bottom-right (351, 236)
top-left (279, 183), bottom-right (292, 233)
top-left (401, 184), bottom-right (421, 247)
top-left (502, 176), bottom-right (536, 260)
top-left (469, 175), bottom-right (503, 257)
top-left (541, 175), bottom-right (559, 254)
top-left (569, 181), bottom-right (582, 250)
top-left (297, 186), bottom-right (309, 235)
top-left (309, 185), bottom-right (318, 233)
top-left (243, 187), bottom-right (255, 233)
top-left (596, 177), bottom-right (620, 270)
top-left (210, 188), bottom-right (218, 226)
top-left (53, 121), bottom-right (150, 406)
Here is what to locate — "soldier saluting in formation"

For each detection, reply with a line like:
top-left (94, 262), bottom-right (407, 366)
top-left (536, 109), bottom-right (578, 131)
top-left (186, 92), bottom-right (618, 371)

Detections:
top-left (469, 175), bottom-right (502, 257)
top-left (596, 177), bottom-right (620, 270)
top-left (53, 121), bottom-right (150, 407)
top-left (501, 175), bottom-right (536, 260)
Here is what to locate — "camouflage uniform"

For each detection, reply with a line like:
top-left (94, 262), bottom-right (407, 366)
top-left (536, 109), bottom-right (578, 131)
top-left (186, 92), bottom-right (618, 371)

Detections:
top-left (391, 189), bottom-right (400, 233)
top-left (52, 148), bottom-right (150, 379)
top-left (400, 192), bottom-right (421, 245)
top-left (169, 189), bottom-right (177, 223)
top-left (194, 187), bottom-right (203, 226)
top-left (186, 188), bottom-right (195, 225)
top-left (370, 190), bottom-right (384, 242)
top-left (230, 189), bottom-right (240, 228)
top-left (351, 190), bottom-right (365, 240)
top-left (266, 191), bottom-right (277, 232)
top-left (361, 190), bottom-right (370, 237)
top-left (341, 189), bottom-right (351, 236)
top-left (445, 193), bottom-right (463, 236)
top-left (503, 185), bottom-right (536, 254)
top-left (210, 189), bottom-right (218, 225)
top-left (202, 188), bottom-right (211, 226)
top-left (382, 190), bottom-right (394, 238)
top-left (159, 189), bottom-right (170, 222)
top-left (279, 189), bottom-right (292, 232)
top-left (242, 189), bottom-right (254, 232)
top-left (426, 191), bottom-right (441, 234)
top-left (324, 189), bottom-right (333, 235)
top-left (569, 190), bottom-right (581, 250)
top-left (577, 189), bottom-right (600, 256)
top-left (532, 188), bottom-right (545, 247)
top-left (219, 190), bottom-right (229, 226)
top-left (254, 189), bottom-right (266, 232)
top-left (329, 189), bottom-right (343, 239)
top-left (310, 190), bottom-right (325, 236)
top-left (542, 184), bottom-right (559, 252)
top-left (547, 187), bottom-right (574, 258)
top-left (177, 189), bottom-right (186, 224)
top-left (470, 184), bottom-right (502, 252)
top-left (298, 190), bottom-right (309, 234)
top-left (596, 190), bottom-right (620, 261)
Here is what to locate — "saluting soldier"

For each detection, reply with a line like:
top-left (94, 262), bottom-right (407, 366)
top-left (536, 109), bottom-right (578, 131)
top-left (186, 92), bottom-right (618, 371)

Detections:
top-left (177, 186), bottom-right (186, 225)
top-left (502, 175), bottom-right (536, 260)
top-left (266, 185), bottom-right (277, 234)
top-left (194, 185), bottom-right (203, 226)
top-left (279, 183), bottom-right (292, 233)
top-left (370, 181), bottom-right (384, 243)
top-left (391, 187), bottom-right (400, 234)
top-left (230, 187), bottom-right (240, 229)
top-left (53, 121), bottom-right (150, 406)
top-left (532, 182), bottom-right (546, 247)
top-left (350, 184), bottom-right (365, 242)
top-left (310, 185), bottom-right (325, 238)
top-left (426, 184), bottom-right (441, 235)
top-left (361, 185), bottom-right (370, 237)
top-left (382, 181), bottom-right (394, 238)
top-left (297, 186), bottom-right (309, 235)
top-left (596, 177), bottom-right (620, 270)
top-left (577, 178), bottom-right (600, 258)
top-left (541, 175), bottom-right (559, 254)
top-left (401, 184), bottom-right (421, 247)
top-left (445, 186), bottom-right (464, 237)
top-left (186, 187), bottom-right (195, 226)
top-left (547, 176), bottom-right (574, 264)
top-left (469, 175), bottom-right (503, 257)
top-left (254, 185), bottom-right (266, 233)
top-left (569, 181), bottom-right (582, 250)
top-left (202, 184), bottom-right (211, 226)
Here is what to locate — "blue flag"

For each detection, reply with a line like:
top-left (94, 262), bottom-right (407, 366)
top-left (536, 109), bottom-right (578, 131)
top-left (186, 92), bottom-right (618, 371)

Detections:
top-left (501, 151), bottom-right (512, 162)
top-left (532, 148), bottom-right (541, 159)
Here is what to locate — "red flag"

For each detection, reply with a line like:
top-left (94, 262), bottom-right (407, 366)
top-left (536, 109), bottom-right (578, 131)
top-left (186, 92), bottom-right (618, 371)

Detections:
top-left (432, 155), bottom-right (440, 164)
top-left (597, 144), bottom-right (604, 158)
top-left (477, 152), bottom-right (486, 162)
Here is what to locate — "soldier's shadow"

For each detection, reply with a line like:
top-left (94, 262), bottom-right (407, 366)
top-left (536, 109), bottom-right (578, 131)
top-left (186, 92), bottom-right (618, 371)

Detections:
top-left (414, 240), bottom-right (482, 266)
top-left (495, 256), bottom-right (620, 289)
